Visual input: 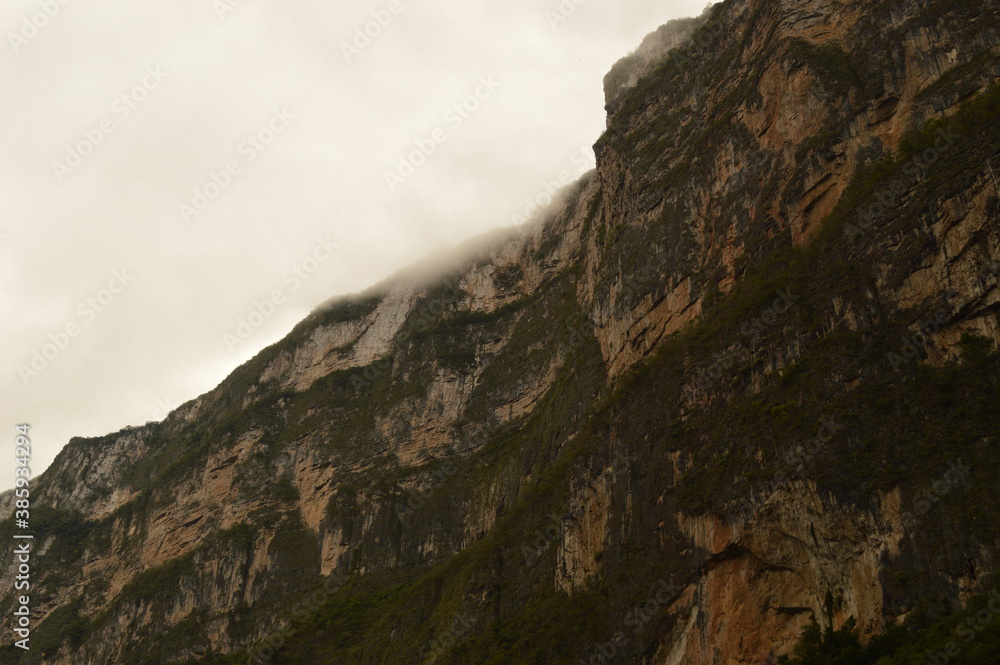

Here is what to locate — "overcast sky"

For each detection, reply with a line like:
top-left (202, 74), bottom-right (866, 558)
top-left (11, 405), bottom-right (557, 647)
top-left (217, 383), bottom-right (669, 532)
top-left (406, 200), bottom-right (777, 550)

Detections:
top-left (1, 0), bottom-right (708, 477)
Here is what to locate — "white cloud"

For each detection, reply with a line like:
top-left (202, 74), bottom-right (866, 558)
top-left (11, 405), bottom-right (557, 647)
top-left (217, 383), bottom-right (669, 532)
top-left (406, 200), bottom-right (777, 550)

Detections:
top-left (0, 0), bottom-right (709, 476)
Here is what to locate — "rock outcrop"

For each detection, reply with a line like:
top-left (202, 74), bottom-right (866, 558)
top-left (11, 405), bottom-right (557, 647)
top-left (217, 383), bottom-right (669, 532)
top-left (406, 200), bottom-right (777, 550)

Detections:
top-left (2, 0), bottom-right (998, 663)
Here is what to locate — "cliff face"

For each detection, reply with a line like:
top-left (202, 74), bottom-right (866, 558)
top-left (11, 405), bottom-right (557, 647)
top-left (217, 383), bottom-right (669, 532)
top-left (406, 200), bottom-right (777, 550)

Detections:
top-left (2, 0), bottom-right (999, 663)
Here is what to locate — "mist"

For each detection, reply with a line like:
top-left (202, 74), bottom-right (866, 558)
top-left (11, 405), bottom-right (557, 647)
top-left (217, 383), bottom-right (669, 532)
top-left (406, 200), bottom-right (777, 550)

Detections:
top-left (1, 0), bottom-right (708, 476)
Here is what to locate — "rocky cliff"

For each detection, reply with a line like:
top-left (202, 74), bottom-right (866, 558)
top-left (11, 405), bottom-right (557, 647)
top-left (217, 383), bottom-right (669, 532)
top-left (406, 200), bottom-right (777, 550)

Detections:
top-left (2, 0), bottom-right (999, 663)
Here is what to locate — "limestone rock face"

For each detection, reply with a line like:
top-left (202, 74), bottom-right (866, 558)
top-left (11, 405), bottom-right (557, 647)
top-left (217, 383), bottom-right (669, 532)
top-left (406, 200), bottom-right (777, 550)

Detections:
top-left (1, 0), bottom-right (998, 663)
top-left (664, 484), bottom-right (905, 665)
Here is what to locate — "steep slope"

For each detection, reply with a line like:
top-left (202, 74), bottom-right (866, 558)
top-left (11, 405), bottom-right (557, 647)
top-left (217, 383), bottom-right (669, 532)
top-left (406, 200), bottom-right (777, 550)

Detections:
top-left (2, 0), bottom-right (999, 663)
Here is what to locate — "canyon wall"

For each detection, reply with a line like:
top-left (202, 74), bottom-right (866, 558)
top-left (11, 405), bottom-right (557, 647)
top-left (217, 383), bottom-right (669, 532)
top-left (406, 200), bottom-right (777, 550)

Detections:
top-left (2, 0), bottom-right (999, 663)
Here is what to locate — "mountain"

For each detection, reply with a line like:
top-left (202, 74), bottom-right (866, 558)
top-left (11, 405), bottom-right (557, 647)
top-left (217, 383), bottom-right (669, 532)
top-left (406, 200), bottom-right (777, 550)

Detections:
top-left (2, 0), bottom-right (999, 663)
